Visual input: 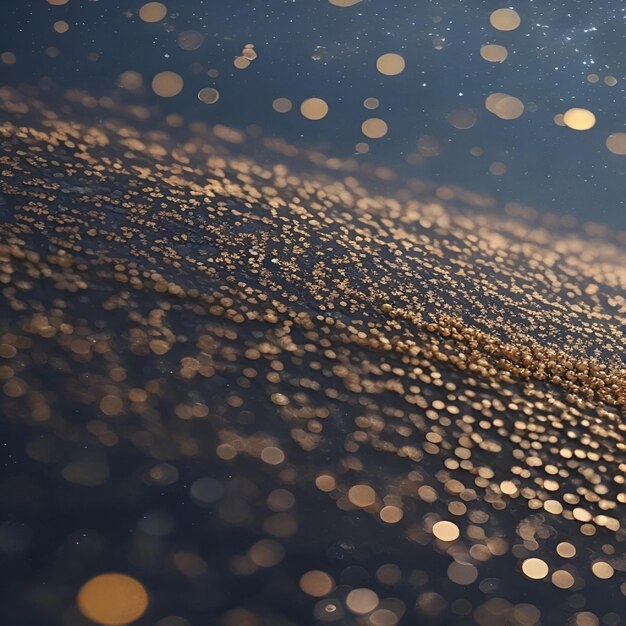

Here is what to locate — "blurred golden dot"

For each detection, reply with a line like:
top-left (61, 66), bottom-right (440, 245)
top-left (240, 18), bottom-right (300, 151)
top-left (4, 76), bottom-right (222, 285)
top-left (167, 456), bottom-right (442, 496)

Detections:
top-left (152, 71), bottom-right (183, 97)
top-left (432, 520), bottom-right (460, 541)
top-left (177, 30), bottom-right (204, 51)
top-left (328, 0), bottom-right (362, 5)
top-left (198, 87), bottom-right (219, 104)
top-left (553, 113), bottom-right (565, 126)
top-left (447, 108), bottom-right (477, 129)
top-left (355, 142), bottom-right (369, 154)
top-left (499, 480), bottom-right (517, 494)
top-left (260, 446), bottom-right (285, 465)
top-left (53, 20), bottom-right (69, 33)
top-left (485, 93), bottom-right (524, 119)
top-left (47, 0), bottom-right (70, 4)
top-left (348, 484), bottom-right (376, 507)
top-left (364, 97), bottom-right (380, 110)
top-left (591, 561), bottom-right (614, 579)
top-left (77, 573), bottom-right (148, 626)
top-left (521, 558), bottom-right (549, 580)
top-left (1, 52), bottom-right (16, 65)
top-left (587, 73), bottom-right (599, 83)
top-left (117, 71), bottom-right (143, 91)
top-left (563, 108), bottom-right (596, 130)
top-left (300, 98), bottom-right (329, 120)
top-left (315, 474), bottom-right (336, 492)
top-left (272, 97), bottom-right (293, 113)
top-left (490, 8), bottom-right (521, 31)
top-left (249, 539), bottom-right (284, 567)
top-left (380, 505), bottom-right (403, 523)
top-left (551, 570), bottom-right (574, 589)
top-left (139, 2), bottom-right (167, 23)
top-left (346, 588), bottom-right (379, 614)
top-left (489, 161), bottom-right (507, 175)
top-left (447, 561), bottom-right (478, 585)
top-left (480, 44), bottom-right (508, 62)
top-left (606, 133), bottom-right (626, 155)
top-left (604, 75), bottom-right (617, 86)
top-left (234, 56), bottom-right (250, 69)
top-left (376, 53), bottom-right (405, 76)
top-left (299, 570), bottom-right (335, 597)
top-left (361, 118), bottom-right (388, 139)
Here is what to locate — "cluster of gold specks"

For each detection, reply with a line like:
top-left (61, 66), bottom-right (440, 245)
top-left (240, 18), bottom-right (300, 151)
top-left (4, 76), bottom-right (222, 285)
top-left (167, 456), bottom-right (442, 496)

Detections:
top-left (0, 87), bottom-right (625, 625)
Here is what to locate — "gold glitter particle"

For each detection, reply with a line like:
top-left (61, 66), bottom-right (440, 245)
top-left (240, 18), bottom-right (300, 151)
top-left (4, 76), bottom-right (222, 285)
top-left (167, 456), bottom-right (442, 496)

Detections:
top-left (272, 97), bottom-right (293, 113)
top-left (563, 108), bottom-right (596, 131)
top-left (499, 480), bottom-right (517, 495)
top-left (47, 0), bottom-right (70, 4)
top-left (138, 2), bottom-right (167, 23)
top-left (346, 588), bottom-right (379, 614)
top-left (361, 118), bottom-right (388, 139)
top-left (432, 520), bottom-right (460, 541)
top-left (355, 141), bottom-right (369, 154)
top-left (300, 98), bottom-right (329, 121)
top-left (364, 97), bottom-right (380, 110)
top-left (260, 446), bottom-right (285, 465)
top-left (151, 71), bottom-right (183, 98)
top-left (587, 73), bottom-right (599, 83)
top-left (606, 133), bottom-right (626, 155)
top-left (117, 71), bottom-right (144, 91)
top-left (490, 8), bottom-right (521, 31)
top-left (376, 53), bottom-right (405, 76)
top-left (604, 76), bottom-right (617, 86)
top-left (197, 87), bottom-right (219, 104)
top-left (480, 44), bottom-right (508, 62)
top-left (521, 558), bottom-right (549, 580)
top-left (77, 573), bottom-right (148, 626)
top-left (299, 570), bottom-right (335, 597)
top-left (348, 484), bottom-right (376, 508)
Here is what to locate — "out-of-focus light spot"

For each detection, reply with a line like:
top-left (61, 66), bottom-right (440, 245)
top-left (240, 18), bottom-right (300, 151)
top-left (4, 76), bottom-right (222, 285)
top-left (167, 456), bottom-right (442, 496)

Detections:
top-left (563, 108), bottom-right (596, 131)
top-left (300, 570), bottom-right (335, 597)
top-left (53, 20), bottom-right (69, 33)
top-left (77, 573), bottom-right (148, 626)
top-left (447, 108), bottom-right (477, 129)
top-left (376, 53), bottom-right (405, 76)
top-left (522, 558), bottom-right (549, 580)
top-left (364, 97), bottom-right (380, 110)
top-left (177, 30), bottom-right (204, 51)
top-left (139, 2), bottom-right (167, 23)
top-left (234, 56), bottom-right (250, 69)
top-left (272, 97), bottom-right (292, 113)
top-left (480, 44), bottom-right (508, 62)
top-left (300, 98), bottom-right (328, 120)
top-left (198, 87), bottom-right (219, 104)
top-left (361, 118), bottom-right (388, 139)
top-left (432, 520), bottom-right (460, 541)
top-left (1, 52), bottom-right (16, 65)
top-left (606, 133), bottom-right (626, 155)
top-left (328, 0), bottom-right (362, 6)
top-left (152, 71), bottom-right (183, 97)
top-left (348, 484), bottom-right (376, 507)
top-left (485, 92), bottom-right (524, 119)
top-left (346, 588), bottom-right (379, 614)
top-left (490, 8), bottom-right (521, 31)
